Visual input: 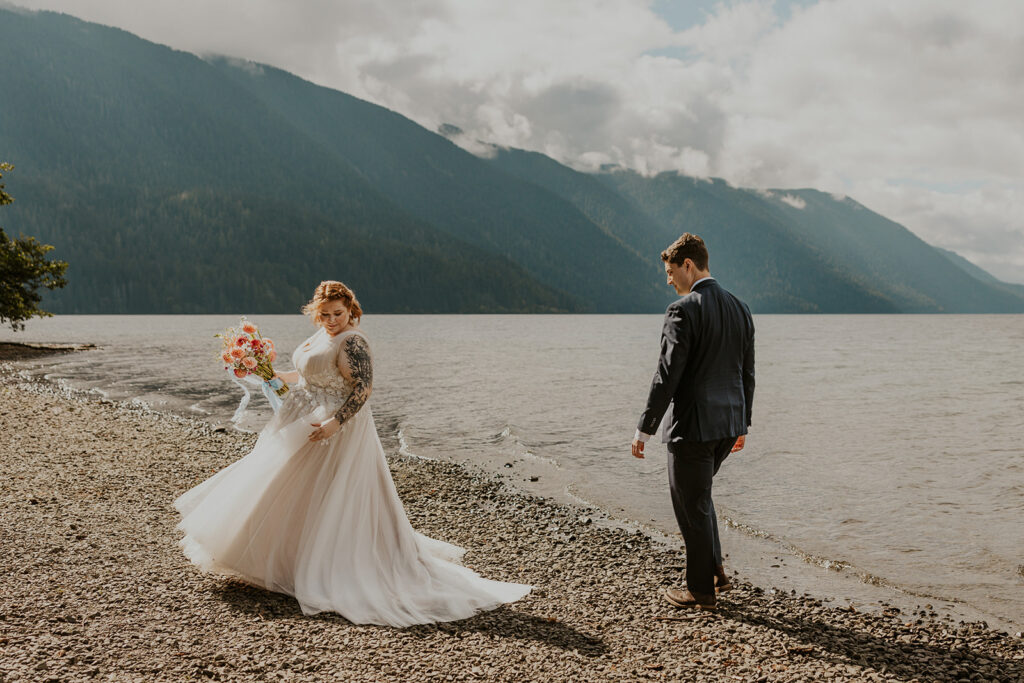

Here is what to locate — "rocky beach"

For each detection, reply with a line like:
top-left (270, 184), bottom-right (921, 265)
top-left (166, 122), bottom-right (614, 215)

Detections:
top-left (1, 348), bottom-right (1022, 682)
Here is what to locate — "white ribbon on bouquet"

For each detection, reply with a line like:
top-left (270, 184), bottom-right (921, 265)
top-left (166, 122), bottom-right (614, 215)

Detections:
top-left (227, 370), bottom-right (285, 423)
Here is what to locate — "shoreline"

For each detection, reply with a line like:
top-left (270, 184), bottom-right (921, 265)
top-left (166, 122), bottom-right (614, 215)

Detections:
top-left (0, 341), bottom-right (97, 362)
top-left (2, 358), bottom-right (1023, 680)
top-left (425, 435), bottom-right (1023, 635)
top-left (5, 317), bottom-right (1023, 634)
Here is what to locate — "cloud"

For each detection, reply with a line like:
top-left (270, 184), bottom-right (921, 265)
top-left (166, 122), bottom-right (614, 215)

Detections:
top-left (779, 194), bottom-right (806, 210)
top-left (12, 0), bottom-right (1024, 282)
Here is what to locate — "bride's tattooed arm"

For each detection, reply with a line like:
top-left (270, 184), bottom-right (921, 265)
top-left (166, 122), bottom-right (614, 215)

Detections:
top-left (334, 335), bottom-right (373, 426)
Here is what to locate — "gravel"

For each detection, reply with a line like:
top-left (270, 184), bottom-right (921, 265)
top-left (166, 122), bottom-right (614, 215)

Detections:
top-left (2, 357), bottom-right (1023, 682)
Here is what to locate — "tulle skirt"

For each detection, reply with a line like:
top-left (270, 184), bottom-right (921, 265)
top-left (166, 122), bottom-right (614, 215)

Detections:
top-left (174, 391), bottom-right (530, 626)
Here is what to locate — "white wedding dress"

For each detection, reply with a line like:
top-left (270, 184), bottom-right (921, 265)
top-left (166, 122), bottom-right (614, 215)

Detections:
top-left (175, 327), bottom-right (530, 626)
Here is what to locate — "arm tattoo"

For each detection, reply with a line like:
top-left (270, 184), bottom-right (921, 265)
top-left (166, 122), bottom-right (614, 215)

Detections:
top-left (334, 335), bottom-right (373, 426)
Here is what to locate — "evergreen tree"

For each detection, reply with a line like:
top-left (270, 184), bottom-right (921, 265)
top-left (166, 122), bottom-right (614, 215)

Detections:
top-left (0, 163), bottom-right (69, 330)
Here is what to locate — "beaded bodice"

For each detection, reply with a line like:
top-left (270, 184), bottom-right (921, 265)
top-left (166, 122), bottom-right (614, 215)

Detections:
top-left (290, 328), bottom-right (365, 412)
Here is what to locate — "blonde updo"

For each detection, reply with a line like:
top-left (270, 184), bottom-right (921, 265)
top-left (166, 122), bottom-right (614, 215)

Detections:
top-left (302, 280), bottom-right (363, 325)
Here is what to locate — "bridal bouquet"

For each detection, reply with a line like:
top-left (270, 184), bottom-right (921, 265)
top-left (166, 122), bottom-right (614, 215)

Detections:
top-left (217, 317), bottom-right (289, 398)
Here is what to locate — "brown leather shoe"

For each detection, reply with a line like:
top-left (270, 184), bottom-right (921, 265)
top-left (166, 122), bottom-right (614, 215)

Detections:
top-left (664, 587), bottom-right (716, 610)
top-left (715, 566), bottom-right (733, 593)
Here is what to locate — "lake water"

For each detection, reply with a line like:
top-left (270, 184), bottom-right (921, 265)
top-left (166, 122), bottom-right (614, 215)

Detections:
top-left (3, 314), bottom-right (1022, 631)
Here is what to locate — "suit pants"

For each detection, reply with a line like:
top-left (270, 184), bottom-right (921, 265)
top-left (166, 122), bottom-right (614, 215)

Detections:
top-left (667, 437), bottom-right (736, 596)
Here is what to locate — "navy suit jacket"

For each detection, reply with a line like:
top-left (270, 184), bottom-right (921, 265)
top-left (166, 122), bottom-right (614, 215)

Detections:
top-left (638, 278), bottom-right (755, 443)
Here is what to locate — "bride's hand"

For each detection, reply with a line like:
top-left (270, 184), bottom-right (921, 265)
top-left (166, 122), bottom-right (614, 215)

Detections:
top-left (309, 418), bottom-right (340, 442)
top-left (275, 370), bottom-right (300, 384)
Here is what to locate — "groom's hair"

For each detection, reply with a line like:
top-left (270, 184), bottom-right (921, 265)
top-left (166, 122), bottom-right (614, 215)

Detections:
top-left (661, 233), bottom-right (709, 270)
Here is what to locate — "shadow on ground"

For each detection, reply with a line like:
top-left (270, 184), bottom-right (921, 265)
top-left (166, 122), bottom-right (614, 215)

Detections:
top-left (719, 600), bottom-right (1023, 682)
top-left (212, 581), bottom-right (608, 658)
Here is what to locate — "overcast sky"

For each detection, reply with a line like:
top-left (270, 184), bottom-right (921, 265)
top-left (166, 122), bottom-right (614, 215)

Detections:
top-left (13, 0), bottom-right (1024, 283)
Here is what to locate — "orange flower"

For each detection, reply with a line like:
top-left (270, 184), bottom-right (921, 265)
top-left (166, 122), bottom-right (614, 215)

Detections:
top-left (233, 368), bottom-right (248, 378)
top-left (229, 347), bottom-right (245, 360)
top-left (242, 321), bottom-right (257, 334)
top-left (242, 357), bottom-right (257, 370)
top-left (221, 352), bottom-right (232, 363)
top-left (268, 350), bottom-right (277, 362)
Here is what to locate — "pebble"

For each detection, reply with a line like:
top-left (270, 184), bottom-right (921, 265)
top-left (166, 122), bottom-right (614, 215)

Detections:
top-left (2, 362), bottom-right (1023, 681)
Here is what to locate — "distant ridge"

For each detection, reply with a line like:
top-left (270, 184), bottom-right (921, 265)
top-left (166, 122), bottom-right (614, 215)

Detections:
top-left (2, 6), bottom-right (1023, 314)
top-left (488, 147), bottom-right (1024, 313)
top-left (935, 247), bottom-right (1024, 299)
top-left (936, 247), bottom-right (1004, 284)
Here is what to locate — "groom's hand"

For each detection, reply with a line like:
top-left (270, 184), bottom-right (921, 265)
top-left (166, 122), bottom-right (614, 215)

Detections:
top-left (731, 435), bottom-right (746, 453)
top-left (631, 438), bottom-right (645, 459)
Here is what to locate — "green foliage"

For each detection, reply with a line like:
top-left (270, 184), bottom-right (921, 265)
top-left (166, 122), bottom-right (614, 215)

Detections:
top-left (0, 163), bottom-right (69, 330)
top-left (0, 163), bottom-right (10, 207)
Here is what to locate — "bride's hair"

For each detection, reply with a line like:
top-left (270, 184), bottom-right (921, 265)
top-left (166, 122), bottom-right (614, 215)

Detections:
top-left (302, 280), bottom-right (363, 325)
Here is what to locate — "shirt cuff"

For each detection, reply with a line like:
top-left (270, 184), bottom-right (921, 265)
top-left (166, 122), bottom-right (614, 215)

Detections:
top-left (633, 429), bottom-right (653, 443)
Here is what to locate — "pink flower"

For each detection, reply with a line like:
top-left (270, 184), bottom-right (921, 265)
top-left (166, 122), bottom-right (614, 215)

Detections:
top-left (229, 347), bottom-right (245, 360)
top-left (242, 322), bottom-right (257, 334)
top-left (242, 357), bottom-right (257, 370)
top-left (268, 350), bottom-right (277, 362)
top-left (233, 368), bottom-right (248, 378)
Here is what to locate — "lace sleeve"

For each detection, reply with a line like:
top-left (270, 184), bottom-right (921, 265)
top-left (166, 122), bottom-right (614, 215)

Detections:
top-left (333, 333), bottom-right (373, 426)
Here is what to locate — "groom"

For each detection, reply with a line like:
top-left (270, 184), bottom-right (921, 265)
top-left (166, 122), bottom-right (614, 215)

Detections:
top-left (631, 233), bottom-right (755, 610)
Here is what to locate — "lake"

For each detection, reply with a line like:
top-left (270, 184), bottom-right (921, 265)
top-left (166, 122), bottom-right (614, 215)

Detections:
top-left (4, 314), bottom-right (1022, 630)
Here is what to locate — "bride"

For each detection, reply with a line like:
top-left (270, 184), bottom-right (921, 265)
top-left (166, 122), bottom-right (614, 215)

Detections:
top-left (175, 280), bottom-right (530, 626)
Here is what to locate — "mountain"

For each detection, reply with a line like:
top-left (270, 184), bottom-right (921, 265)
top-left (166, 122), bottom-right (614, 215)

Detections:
top-left (935, 247), bottom-right (1024, 298)
top-left (487, 148), bottom-right (1024, 313)
top-left (936, 247), bottom-right (1003, 284)
top-left (752, 189), bottom-right (1024, 313)
top-left (595, 172), bottom-right (900, 313)
top-left (0, 7), bottom-right (661, 314)
top-left (2, 6), bottom-right (1022, 314)
top-left (205, 60), bottom-right (667, 312)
